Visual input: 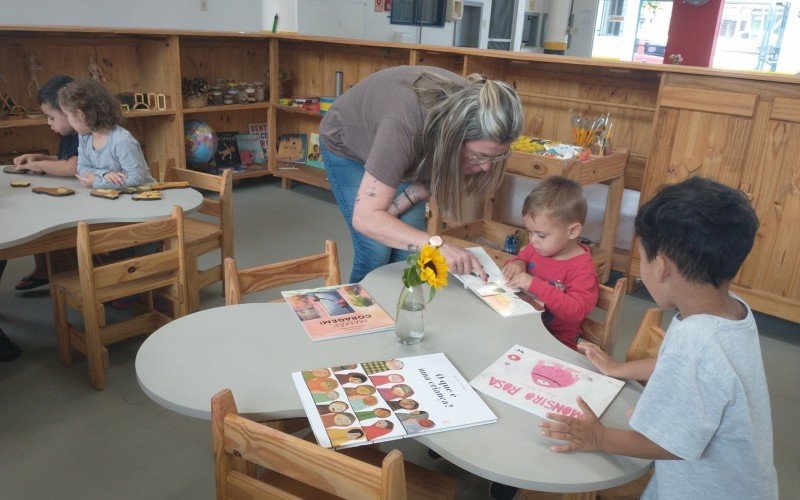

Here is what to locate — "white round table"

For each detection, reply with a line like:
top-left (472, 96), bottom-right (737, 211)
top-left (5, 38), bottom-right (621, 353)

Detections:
top-left (136, 262), bottom-right (652, 492)
top-left (0, 171), bottom-right (204, 256)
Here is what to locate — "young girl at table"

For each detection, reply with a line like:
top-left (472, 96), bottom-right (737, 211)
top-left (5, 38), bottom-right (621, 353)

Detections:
top-left (502, 176), bottom-right (599, 350)
top-left (540, 178), bottom-right (777, 499)
top-left (58, 79), bottom-right (155, 189)
top-left (7, 75), bottom-right (79, 292)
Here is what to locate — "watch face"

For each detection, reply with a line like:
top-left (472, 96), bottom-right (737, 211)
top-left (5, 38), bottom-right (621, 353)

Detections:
top-left (429, 235), bottom-right (443, 248)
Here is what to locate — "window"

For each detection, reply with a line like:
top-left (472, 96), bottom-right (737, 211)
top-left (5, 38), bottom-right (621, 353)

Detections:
top-left (720, 19), bottom-right (736, 38)
top-left (600, 0), bottom-right (625, 36)
top-left (390, 0), bottom-right (446, 27)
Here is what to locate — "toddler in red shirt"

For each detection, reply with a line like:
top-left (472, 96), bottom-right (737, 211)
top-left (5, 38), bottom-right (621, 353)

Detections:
top-left (502, 176), bottom-right (599, 349)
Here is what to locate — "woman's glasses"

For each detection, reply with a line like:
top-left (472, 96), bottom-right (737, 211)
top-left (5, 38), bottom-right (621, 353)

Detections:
top-left (467, 150), bottom-right (512, 165)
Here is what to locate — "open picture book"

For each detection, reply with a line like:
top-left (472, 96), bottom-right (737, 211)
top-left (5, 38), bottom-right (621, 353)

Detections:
top-left (470, 345), bottom-right (625, 419)
top-left (451, 247), bottom-right (542, 317)
top-left (281, 283), bottom-right (394, 341)
top-left (292, 353), bottom-right (497, 449)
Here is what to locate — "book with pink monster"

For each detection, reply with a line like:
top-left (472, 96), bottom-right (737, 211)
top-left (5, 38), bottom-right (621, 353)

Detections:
top-left (470, 345), bottom-right (625, 419)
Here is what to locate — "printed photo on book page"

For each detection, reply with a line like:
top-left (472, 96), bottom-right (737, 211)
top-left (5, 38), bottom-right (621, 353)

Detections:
top-left (292, 353), bottom-right (497, 449)
top-left (451, 247), bottom-right (541, 317)
top-left (471, 345), bottom-right (625, 419)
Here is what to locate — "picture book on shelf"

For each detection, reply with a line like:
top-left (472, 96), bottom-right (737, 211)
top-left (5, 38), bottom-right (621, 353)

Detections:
top-left (215, 131), bottom-right (240, 166)
top-left (292, 353), bottom-right (497, 449)
top-left (452, 247), bottom-right (542, 317)
top-left (306, 133), bottom-right (324, 169)
top-left (471, 345), bottom-right (625, 419)
top-left (276, 133), bottom-right (307, 163)
top-left (281, 283), bottom-right (394, 341)
top-left (235, 133), bottom-right (266, 165)
top-left (247, 122), bottom-right (269, 159)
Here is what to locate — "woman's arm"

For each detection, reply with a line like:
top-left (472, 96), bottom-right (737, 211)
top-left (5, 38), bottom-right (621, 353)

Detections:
top-left (386, 182), bottom-right (430, 217)
top-left (353, 172), bottom-right (485, 277)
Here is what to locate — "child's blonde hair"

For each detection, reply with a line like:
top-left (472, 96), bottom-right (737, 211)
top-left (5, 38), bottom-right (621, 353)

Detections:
top-left (58, 78), bottom-right (122, 131)
top-left (522, 176), bottom-right (587, 225)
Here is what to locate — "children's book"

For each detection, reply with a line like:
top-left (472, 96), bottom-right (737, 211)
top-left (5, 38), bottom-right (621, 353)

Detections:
top-left (215, 131), bottom-right (241, 166)
top-left (306, 133), bottom-right (324, 169)
top-left (235, 133), bottom-right (267, 165)
top-left (471, 345), bottom-right (625, 419)
top-left (247, 122), bottom-right (269, 159)
top-left (276, 133), bottom-right (307, 163)
top-left (292, 353), bottom-right (497, 449)
top-left (451, 247), bottom-right (542, 317)
top-left (281, 283), bottom-right (394, 341)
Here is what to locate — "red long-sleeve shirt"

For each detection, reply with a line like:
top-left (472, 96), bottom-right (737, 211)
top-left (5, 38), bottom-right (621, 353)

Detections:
top-left (512, 243), bottom-right (599, 350)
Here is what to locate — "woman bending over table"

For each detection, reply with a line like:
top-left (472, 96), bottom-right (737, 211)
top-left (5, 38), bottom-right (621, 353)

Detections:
top-left (320, 66), bottom-right (524, 282)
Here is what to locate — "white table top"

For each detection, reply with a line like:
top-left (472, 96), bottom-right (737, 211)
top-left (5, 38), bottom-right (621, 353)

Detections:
top-left (136, 262), bottom-right (652, 492)
top-left (0, 171), bottom-right (204, 250)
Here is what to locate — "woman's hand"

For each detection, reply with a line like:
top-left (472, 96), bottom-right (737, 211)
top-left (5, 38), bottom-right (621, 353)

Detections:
top-left (439, 243), bottom-right (486, 280)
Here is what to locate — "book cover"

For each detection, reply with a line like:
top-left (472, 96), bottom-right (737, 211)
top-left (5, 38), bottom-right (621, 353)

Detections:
top-left (281, 283), bottom-right (394, 341)
top-left (306, 133), bottom-right (324, 169)
top-left (235, 133), bottom-right (267, 165)
top-left (292, 353), bottom-right (497, 449)
top-left (215, 131), bottom-right (241, 167)
top-left (248, 122), bottom-right (269, 160)
top-left (452, 247), bottom-right (542, 317)
top-left (276, 133), bottom-right (307, 163)
top-left (471, 345), bottom-right (625, 419)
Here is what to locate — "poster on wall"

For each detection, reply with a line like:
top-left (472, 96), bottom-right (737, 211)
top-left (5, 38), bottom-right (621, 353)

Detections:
top-left (375, 0), bottom-right (383, 13)
top-left (385, 0), bottom-right (393, 12)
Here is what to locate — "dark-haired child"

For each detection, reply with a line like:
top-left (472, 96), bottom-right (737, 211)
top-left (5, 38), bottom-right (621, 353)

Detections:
top-left (58, 79), bottom-right (154, 188)
top-left (502, 176), bottom-right (599, 350)
top-left (10, 74), bottom-right (78, 291)
top-left (541, 177), bottom-right (777, 499)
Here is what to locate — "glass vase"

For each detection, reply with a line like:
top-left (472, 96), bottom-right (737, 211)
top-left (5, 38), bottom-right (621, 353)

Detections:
top-left (395, 284), bottom-right (425, 345)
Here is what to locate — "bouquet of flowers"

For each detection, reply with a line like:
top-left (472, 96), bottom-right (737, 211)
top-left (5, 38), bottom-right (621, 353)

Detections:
top-left (402, 243), bottom-right (449, 301)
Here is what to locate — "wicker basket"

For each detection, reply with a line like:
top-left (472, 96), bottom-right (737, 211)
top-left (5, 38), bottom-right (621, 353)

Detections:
top-left (183, 94), bottom-right (208, 108)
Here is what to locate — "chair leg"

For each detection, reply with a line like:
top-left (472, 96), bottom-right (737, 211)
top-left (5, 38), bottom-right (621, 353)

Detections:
top-left (186, 251), bottom-right (200, 313)
top-left (84, 321), bottom-right (106, 390)
top-left (53, 287), bottom-right (73, 367)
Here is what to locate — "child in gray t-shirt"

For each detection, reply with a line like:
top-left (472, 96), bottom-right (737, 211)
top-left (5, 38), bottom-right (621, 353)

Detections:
top-left (540, 177), bottom-right (777, 499)
top-left (58, 79), bottom-right (155, 189)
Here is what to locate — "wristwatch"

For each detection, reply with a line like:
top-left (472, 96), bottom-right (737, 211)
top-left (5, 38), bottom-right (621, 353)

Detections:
top-left (428, 235), bottom-right (443, 248)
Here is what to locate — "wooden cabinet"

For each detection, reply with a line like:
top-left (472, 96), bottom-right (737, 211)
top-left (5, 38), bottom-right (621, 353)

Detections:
top-left (628, 73), bottom-right (800, 322)
top-left (2, 26), bottom-right (799, 322)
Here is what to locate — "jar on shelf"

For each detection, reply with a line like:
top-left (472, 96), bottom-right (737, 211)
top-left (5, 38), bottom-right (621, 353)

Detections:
top-left (253, 81), bottom-right (265, 101)
top-left (209, 89), bottom-right (224, 106)
top-left (224, 86), bottom-right (238, 105)
top-left (245, 83), bottom-right (256, 103)
top-left (237, 83), bottom-right (249, 104)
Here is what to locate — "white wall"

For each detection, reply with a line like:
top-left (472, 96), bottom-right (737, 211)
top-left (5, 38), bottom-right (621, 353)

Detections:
top-left (0, 0), bottom-right (263, 32)
top-left (296, 0), bottom-right (456, 46)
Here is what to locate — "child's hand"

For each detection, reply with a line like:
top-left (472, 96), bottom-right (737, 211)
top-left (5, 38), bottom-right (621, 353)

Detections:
top-left (539, 396), bottom-right (604, 452)
top-left (506, 271), bottom-right (533, 291)
top-left (75, 171), bottom-right (95, 187)
top-left (578, 341), bottom-right (620, 377)
top-left (13, 153), bottom-right (42, 166)
top-left (103, 172), bottom-right (127, 185)
top-left (502, 260), bottom-right (526, 281)
top-left (18, 161), bottom-right (44, 173)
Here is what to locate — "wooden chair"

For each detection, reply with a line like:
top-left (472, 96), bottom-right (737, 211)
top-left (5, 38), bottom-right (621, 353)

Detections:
top-left (163, 161), bottom-right (233, 312)
top-left (626, 308), bottom-right (665, 363)
top-left (224, 240), bottom-right (341, 306)
top-left (580, 278), bottom-right (627, 355)
top-left (212, 389), bottom-right (455, 500)
top-left (50, 206), bottom-right (188, 390)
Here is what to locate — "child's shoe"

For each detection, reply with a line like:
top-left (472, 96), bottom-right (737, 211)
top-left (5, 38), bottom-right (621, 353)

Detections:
top-left (0, 329), bottom-right (21, 362)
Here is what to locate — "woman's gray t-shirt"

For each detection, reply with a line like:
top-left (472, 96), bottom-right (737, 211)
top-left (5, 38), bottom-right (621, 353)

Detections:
top-left (319, 65), bottom-right (465, 188)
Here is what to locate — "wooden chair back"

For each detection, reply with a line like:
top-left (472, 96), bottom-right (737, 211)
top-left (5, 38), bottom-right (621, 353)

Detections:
top-left (626, 308), bottom-right (666, 362)
top-left (211, 389), bottom-right (407, 500)
top-left (580, 278), bottom-right (627, 355)
top-left (224, 240), bottom-right (341, 306)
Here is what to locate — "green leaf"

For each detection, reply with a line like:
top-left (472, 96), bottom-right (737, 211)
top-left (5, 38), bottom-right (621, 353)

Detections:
top-left (428, 286), bottom-right (436, 302)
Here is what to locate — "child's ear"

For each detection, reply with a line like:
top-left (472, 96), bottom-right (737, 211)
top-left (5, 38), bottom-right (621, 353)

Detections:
top-left (654, 253), bottom-right (671, 282)
top-left (567, 222), bottom-right (582, 240)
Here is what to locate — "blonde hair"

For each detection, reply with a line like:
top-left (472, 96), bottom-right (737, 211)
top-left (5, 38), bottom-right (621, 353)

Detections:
top-left (413, 72), bottom-right (524, 221)
top-left (522, 176), bottom-right (587, 225)
top-left (59, 78), bottom-right (122, 131)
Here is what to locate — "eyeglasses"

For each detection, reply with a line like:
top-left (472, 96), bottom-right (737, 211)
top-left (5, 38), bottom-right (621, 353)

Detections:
top-left (466, 150), bottom-right (512, 165)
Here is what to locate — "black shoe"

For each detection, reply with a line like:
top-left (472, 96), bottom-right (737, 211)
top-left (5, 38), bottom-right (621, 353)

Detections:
top-left (0, 329), bottom-right (21, 362)
top-left (489, 482), bottom-right (519, 500)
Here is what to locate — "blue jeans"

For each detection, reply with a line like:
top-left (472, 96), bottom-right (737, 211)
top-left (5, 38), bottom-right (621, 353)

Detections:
top-left (322, 142), bottom-right (427, 283)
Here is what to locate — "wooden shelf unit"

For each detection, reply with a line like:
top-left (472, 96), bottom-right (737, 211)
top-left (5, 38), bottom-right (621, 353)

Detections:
top-left (3, 26), bottom-right (800, 322)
